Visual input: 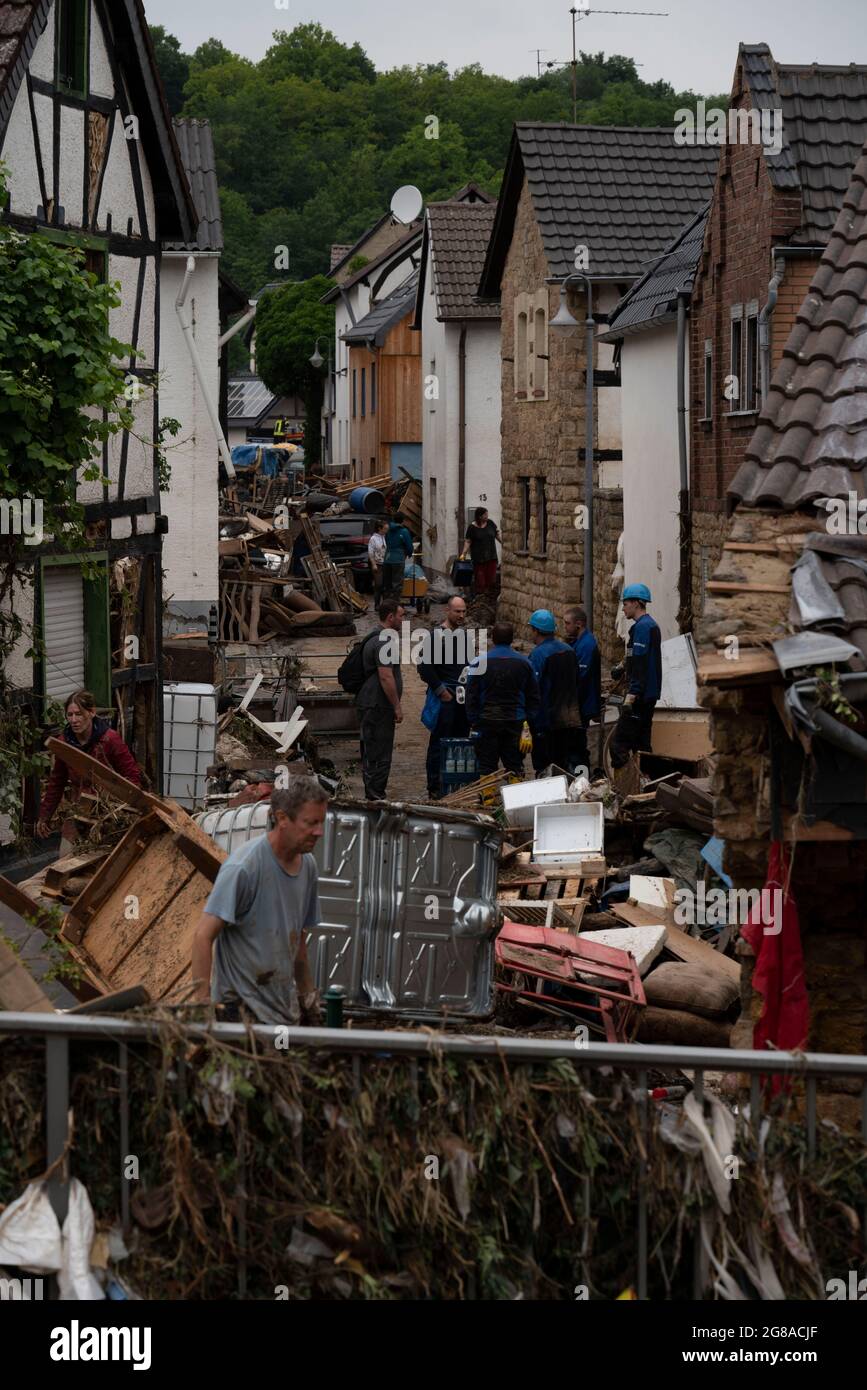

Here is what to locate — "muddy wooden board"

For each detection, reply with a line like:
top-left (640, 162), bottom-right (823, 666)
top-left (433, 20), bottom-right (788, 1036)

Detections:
top-left (0, 937), bottom-right (55, 1013)
top-left (63, 811), bottom-right (226, 1002)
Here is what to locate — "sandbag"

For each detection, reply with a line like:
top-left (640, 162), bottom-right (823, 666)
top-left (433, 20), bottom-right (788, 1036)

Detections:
top-left (636, 1005), bottom-right (732, 1048)
top-left (643, 961), bottom-right (739, 1020)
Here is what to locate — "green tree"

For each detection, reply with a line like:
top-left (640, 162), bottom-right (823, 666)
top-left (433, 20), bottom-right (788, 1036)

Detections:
top-left (261, 23), bottom-right (376, 88)
top-left (255, 278), bottom-right (335, 469)
top-left (149, 24), bottom-right (190, 115)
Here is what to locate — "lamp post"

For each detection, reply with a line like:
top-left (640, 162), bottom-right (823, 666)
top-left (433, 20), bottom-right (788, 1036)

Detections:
top-left (309, 337), bottom-right (333, 469)
top-left (550, 273), bottom-right (595, 629)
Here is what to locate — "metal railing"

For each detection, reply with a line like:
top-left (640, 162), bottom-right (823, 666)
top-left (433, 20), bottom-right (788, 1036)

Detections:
top-left (2, 1011), bottom-right (866, 1300)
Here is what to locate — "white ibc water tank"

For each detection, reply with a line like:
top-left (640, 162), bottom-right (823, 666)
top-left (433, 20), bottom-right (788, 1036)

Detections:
top-left (163, 683), bottom-right (218, 809)
top-left (197, 801), bottom-right (270, 853)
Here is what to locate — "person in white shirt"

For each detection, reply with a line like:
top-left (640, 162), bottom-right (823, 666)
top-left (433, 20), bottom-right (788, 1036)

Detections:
top-left (367, 518), bottom-right (388, 605)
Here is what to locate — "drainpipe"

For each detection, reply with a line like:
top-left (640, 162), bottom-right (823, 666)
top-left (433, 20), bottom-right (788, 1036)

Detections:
top-left (759, 245), bottom-right (825, 402)
top-left (676, 291), bottom-right (691, 632)
top-left (458, 323), bottom-right (467, 556)
top-left (218, 301), bottom-right (256, 350)
top-left (758, 256), bottom-right (784, 404)
top-left (175, 255), bottom-right (235, 478)
top-left (583, 285), bottom-right (595, 632)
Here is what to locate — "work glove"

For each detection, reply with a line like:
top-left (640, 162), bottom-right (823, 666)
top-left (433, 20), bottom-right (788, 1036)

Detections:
top-left (611, 663), bottom-right (625, 682)
top-left (623, 693), bottom-right (636, 708)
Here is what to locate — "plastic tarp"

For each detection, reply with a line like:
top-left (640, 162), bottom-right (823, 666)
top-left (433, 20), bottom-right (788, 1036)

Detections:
top-left (0, 1179), bottom-right (104, 1299)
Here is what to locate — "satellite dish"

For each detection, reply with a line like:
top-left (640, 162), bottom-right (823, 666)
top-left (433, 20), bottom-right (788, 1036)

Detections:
top-left (390, 185), bottom-right (424, 226)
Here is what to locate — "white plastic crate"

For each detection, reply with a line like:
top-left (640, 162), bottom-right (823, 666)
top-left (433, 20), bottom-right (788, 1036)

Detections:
top-left (501, 775), bottom-right (569, 829)
top-left (532, 801), bottom-right (604, 866)
top-left (163, 683), bottom-right (218, 810)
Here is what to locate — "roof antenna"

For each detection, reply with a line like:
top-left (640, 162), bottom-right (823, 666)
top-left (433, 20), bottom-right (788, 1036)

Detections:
top-left (546, 4), bottom-right (669, 123)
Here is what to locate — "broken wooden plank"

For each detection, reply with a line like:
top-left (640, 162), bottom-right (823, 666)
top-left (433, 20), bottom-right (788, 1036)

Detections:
top-left (44, 851), bottom-right (108, 891)
top-left (705, 581), bottom-right (790, 595)
top-left (697, 650), bottom-right (782, 686)
top-left (46, 738), bottom-right (161, 817)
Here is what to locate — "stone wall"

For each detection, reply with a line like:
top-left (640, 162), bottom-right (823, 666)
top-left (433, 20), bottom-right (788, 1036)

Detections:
top-left (690, 509), bottom-right (729, 626)
top-left (698, 506), bottom-right (867, 1093)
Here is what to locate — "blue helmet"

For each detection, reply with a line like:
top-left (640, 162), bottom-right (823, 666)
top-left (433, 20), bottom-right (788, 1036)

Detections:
top-left (529, 608), bottom-right (556, 634)
top-left (622, 583), bottom-right (652, 603)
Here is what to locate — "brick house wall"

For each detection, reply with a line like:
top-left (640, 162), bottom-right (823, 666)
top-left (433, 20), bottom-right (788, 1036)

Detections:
top-left (688, 58), bottom-right (816, 620)
top-left (497, 178), bottom-right (623, 664)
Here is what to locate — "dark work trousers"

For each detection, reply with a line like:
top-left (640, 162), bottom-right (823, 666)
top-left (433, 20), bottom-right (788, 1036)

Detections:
top-left (610, 699), bottom-right (657, 769)
top-left (360, 707), bottom-right (397, 799)
top-left (531, 727), bottom-right (584, 776)
top-left (574, 726), bottom-right (590, 776)
top-left (383, 561), bottom-right (404, 599)
top-left (426, 696), bottom-right (470, 796)
top-left (475, 719), bottom-right (524, 777)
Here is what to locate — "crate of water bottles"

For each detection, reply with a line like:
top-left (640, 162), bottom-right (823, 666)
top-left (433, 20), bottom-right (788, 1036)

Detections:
top-left (439, 738), bottom-right (480, 793)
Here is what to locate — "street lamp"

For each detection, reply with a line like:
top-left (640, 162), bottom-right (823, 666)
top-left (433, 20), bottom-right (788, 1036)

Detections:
top-left (309, 337), bottom-right (333, 468)
top-left (550, 272), bottom-right (595, 628)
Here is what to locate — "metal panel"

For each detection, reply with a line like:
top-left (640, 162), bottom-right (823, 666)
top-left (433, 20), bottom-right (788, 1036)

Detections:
top-left (43, 564), bottom-right (85, 699)
top-left (197, 800), bottom-right (501, 1019)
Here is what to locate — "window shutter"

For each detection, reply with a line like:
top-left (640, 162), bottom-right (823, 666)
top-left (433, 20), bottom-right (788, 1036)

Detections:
top-left (43, 565), bottom-right (86, 700)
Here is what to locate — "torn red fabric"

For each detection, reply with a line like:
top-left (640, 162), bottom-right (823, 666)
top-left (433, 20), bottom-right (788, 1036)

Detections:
top-left (740, 842), bottom-right (809, 1089)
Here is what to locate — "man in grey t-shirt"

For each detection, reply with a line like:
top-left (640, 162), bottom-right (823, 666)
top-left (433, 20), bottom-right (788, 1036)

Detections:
top-left (191, 778), bottom-right (328, 1024)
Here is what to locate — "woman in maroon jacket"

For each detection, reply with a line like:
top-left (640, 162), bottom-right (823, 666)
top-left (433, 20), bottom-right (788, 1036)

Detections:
top-left (36, 689), bottom-right (142, 851)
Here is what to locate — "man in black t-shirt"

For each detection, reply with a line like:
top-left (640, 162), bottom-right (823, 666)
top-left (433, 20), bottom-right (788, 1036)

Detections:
top-left (462, 507), bottom-right (500, 596)
top-left (356, 598), bottom-right (405, 799)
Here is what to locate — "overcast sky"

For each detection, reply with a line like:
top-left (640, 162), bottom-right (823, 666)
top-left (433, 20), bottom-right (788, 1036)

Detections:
top-left (142, 0), bottom-right (865, 96)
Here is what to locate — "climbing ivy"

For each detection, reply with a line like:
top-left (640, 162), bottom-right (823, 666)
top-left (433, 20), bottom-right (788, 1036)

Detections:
top-left (0, 164), bottom-right (156, 835)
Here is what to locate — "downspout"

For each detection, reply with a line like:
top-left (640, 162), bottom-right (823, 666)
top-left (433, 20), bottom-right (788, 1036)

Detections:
top-left (218, 301), bottom-right (256, 350)
top-left (458, 322), bottom-right (467, 556)
top-left (676, 291), bottom-right (692, 632)
top-left (583, 285), bottom-right (595, 631)
top-left (175, 256), bottom-right (236, 478)
top-left (759, 255), bottom-right (784, 404)
top-left (759, 246), bottom-right (824, 402)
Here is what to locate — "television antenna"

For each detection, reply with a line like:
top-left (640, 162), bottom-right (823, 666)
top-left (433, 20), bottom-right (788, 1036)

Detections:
top-left (550, 5), bottom-right (668, 122)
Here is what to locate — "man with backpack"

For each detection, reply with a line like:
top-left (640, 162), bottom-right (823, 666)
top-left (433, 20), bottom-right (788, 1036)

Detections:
top-left (339, 598), bottom-right (406, 800)
top-left (383, 513), bottom-right (414, 599)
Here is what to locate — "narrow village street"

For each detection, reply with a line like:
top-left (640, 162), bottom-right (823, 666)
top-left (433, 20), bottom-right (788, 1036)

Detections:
top-left (0, 0), bottom-right (866, 1339)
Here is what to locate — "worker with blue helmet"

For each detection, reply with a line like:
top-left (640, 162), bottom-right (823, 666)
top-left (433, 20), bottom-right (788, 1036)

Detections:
top-left (527, 610), bottom-right (583, 775)
top-left (610, 583), bottom-right (662, 770)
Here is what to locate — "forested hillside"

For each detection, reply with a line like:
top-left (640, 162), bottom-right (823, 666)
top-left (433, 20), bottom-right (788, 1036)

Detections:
top-left (151, 22), bottom-right (726, 295)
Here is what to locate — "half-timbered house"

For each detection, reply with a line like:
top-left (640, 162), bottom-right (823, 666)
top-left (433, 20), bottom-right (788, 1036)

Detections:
top-left (0, 0), bottom-right (196, 810)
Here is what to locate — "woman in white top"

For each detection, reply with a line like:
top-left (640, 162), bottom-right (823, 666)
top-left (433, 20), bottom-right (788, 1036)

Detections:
top-left (367, 519), bottom-right (388, 605)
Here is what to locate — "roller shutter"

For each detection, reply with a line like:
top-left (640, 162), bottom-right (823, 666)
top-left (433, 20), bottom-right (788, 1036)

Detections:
top-left (43, 565), bottom-right (85, 699)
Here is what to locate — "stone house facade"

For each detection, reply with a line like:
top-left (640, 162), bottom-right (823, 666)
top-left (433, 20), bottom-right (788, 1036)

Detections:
top-left (479, 123), bottom-right (717, 666)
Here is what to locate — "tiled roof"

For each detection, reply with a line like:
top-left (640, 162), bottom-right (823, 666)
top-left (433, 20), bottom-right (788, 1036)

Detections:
top-left (342, 270), bottom-right (419, 347)
top-left (741, 44), bottom-right (867, 243)
top-left (601, 205), bottom-right (710, 341)
top-left (479, 123), bottom-right (719, 292)
top-left (227, 376), bottom-right (276, 423)
top-left (425, 201), bottom-right (500, 321)
top-left (0, 1), bottom-right (47, 130)
top-left (167, 119), bottom-right (222, 252)
top-left (728, 143), bottom-right (867, 511)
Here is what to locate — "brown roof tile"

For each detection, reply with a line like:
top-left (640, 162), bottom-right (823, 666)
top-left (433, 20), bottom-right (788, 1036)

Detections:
top-left (426, 201), bottom-right (500, 321)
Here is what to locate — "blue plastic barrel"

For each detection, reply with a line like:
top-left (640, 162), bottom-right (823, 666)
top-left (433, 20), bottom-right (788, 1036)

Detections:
top-left (349, 486), bottom-right (386, 515)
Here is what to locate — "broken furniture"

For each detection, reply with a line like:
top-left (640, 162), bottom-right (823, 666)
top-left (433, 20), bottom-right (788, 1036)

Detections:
top-left (495, 920), bottom-right (645, 1041)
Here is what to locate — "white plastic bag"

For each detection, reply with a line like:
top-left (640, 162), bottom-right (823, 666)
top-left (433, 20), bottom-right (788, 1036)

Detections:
top-left (0, 1181), bottom-right (62, 1273)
